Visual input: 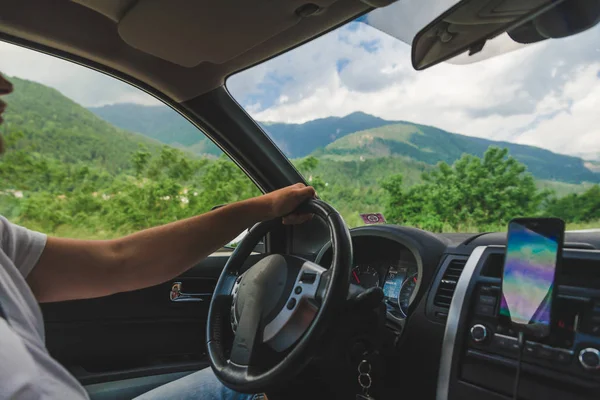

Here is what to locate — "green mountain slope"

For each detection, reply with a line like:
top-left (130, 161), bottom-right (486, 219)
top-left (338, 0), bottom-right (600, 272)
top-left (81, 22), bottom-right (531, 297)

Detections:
top-left (88, 105), bottom-right (392, 158)
top-left (321, 122), bottom-right (600, 184)
top-left (262, 112), bottom-right (393, 157)
top-left (87, 103), bottom-right (599, 184)
top-left (1, 77), bottom-right (162, 173)
top-left (89, 103), bottom-right (221, 156)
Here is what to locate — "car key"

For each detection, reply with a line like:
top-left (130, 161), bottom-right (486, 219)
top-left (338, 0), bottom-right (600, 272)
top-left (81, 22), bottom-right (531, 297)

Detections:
top-left (356, 359), bottom-right (375, 400)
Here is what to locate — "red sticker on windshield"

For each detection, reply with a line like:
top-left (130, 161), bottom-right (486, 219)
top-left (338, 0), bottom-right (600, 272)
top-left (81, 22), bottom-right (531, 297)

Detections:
top-left (360, 213), bottom-right (386, 224)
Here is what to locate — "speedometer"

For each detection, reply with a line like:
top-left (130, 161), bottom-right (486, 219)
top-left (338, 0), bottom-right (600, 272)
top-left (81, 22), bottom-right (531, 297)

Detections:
top-left (398, 273), bottom-right (418, 317)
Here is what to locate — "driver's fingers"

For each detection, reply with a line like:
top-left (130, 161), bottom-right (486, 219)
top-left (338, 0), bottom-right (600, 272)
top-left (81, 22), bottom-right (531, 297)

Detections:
top-left (282, 213), bottom-right (313, 225)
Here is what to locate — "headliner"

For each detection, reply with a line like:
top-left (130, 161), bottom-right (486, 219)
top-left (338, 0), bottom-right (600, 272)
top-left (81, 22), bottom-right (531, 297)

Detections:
top-left (0, 0), bottom-right (397, 103)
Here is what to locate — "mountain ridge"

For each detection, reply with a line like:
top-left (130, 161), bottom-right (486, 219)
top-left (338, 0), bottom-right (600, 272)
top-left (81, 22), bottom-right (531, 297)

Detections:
top-left (89, 103), bottom-right (221, 156)
top-left (319, 121), bottom-right (598, 183)
top-left (88, 103), bottom-right (600, 184)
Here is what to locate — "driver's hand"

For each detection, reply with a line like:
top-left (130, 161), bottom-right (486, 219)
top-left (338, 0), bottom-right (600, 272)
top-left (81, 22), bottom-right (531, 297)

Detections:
top-left (262, 183), bottom-right (316, 224)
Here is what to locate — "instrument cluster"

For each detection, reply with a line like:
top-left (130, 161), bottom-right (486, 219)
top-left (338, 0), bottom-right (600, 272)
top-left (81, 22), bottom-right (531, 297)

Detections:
top-left (352, 261), bottom-right (419, 319)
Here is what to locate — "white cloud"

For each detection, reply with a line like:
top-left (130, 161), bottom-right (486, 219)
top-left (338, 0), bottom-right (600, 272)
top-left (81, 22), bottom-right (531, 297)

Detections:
top-left (229, 20), bottom-right (600, 158)
top-left (517, 64), bottom-right (600, 156)
top-left (0, 42), bottom-right (159, 107)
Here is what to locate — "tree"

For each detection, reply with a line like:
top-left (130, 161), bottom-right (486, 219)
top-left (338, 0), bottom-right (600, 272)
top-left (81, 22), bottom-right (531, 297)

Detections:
top-left (383, 147), bottom-right (546, 232)
top-left (295, 156), bottom-right (326, 193)
top-left (544, 185), bottom-right (600, 222)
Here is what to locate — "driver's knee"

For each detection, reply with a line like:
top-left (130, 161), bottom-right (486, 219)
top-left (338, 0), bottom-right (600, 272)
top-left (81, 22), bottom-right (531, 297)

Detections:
top-left (134, 366), bottom-right (263, 399)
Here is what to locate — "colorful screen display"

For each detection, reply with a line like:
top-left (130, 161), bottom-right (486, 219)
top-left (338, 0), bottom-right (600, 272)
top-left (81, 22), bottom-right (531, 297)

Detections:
top-left (383, 267), bottom-right (406, 299)
top-left (383, 267), bottom-right (405, 299)
top-left (500, 221), bottom-right (560, 331)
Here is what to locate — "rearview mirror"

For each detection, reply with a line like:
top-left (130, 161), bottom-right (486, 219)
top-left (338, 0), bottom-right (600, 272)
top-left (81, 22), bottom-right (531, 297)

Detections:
top-left (412, 0), bottom-right (600, 70)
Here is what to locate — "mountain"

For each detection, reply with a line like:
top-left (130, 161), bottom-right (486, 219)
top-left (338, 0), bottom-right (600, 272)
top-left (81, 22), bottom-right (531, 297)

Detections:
top-left (1, 77), bottom-right (162, 173)
top-left (89, 105), bottom-right (391, 158)
top-left (87, 103), bottom-right (600, 184)
top-left (318, 122), bottom-right (600, 184)
top-left (261, 112), bottom-right (392, 157)
top-left (89, 103), bottom-right (221, 156)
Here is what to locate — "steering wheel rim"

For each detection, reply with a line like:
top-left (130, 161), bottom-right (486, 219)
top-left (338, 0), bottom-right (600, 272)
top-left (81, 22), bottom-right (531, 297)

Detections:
top-left (206, 199), bottom-right (352, 393)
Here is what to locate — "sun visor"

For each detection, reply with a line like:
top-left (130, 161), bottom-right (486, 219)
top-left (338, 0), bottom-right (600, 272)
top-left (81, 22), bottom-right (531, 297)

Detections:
top-left (117, 0), bottom-right (336, 67)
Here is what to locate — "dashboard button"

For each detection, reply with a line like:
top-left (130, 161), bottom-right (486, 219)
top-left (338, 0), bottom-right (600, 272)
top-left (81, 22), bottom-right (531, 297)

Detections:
top-left (492, 334), bottom-right (518, 353)
top-left (579, 348), bottom-right (600, 371)
top-left (507, 340), bottom-right (520, 353)
top-left (470, 324), bottom-right (488, 343)
top-left (300, 272), bottom-right (317, 284)
top-left (496, 325), bottom-right (516, 336)
top-left (492, 334), bottom-right (508, 348)
top-left (294, 286), bottom-right (302, 295)
top-left (479, 286), bottom-right (493, 294)
top-left (475, 304), bottom-right (495, 316)
top-left (524, 341), bottom-right (538, 357)
top-left (554, 349), bottom-right (573, 365)
top-left (537, 345), bottom-right (554, 360)
top-left (478, 295), bottom-right (497, 306)
top-left (286, 298), bottom-right (297, 310)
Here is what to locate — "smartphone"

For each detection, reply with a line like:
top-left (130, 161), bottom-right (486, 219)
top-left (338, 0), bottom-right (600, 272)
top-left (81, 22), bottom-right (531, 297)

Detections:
top-left (499, 218), bottom-right (565, 338)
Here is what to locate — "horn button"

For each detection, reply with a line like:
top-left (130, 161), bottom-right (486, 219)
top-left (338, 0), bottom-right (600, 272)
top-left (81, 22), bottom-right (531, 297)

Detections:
top-left (230, 254), bottom-right (325, 352)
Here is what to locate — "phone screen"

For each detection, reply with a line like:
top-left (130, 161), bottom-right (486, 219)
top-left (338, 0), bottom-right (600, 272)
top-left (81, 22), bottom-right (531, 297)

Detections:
top-left (500, 218), bottom-right (564, 337)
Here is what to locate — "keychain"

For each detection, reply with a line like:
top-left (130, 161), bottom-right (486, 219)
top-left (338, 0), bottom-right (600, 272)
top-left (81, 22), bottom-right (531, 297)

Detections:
top-left (356, 359), bottom-right (375, 400)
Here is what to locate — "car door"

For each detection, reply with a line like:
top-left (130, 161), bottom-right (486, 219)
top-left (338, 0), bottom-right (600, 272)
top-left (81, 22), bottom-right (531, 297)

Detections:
top-left (0, 42), bottom-right (266, 399)
top-left (41, 249), bottom-right (266, 399)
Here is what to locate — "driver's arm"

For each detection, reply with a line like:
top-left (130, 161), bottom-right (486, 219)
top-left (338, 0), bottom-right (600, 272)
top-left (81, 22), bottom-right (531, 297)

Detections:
top-left (26, 183), bottom-right (315, 303)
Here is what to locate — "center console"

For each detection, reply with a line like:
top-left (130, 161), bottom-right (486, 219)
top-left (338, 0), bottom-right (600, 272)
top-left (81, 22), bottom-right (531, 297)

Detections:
top-left (438, 246), bottom-right (600, 400)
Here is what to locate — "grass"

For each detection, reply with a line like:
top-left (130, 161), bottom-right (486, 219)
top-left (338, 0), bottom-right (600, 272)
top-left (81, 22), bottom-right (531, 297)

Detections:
top-left (536, 180), bottom-right (594, 197)
top-left (565, 220), bottom-right (600, 231)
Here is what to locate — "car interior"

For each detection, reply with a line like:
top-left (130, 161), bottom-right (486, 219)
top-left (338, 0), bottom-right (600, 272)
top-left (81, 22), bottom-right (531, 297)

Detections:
top-left (1, 0), bottom-right (599, 399)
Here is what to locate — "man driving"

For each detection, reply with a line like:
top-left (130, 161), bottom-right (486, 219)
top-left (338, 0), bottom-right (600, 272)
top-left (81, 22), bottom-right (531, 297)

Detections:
top-left (0, 72), bottom-right (314, 399)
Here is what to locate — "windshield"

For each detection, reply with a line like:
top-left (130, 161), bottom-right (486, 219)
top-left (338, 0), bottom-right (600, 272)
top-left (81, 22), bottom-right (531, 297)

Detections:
top-left (227, 6), bottom-right (600, 233)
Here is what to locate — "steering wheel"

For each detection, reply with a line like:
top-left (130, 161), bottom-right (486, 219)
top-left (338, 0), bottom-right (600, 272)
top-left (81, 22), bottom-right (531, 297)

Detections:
top-left (206, 199), bottom-right (352, 393)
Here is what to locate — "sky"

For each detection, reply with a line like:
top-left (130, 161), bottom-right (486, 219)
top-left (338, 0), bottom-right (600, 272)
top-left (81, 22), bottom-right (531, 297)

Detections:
top-left (1, 2), bottom-right (599, 159)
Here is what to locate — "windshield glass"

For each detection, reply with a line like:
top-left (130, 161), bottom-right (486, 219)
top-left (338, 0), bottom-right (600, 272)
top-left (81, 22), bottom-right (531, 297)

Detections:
top-left (227, 6), bottom-right (600, 233)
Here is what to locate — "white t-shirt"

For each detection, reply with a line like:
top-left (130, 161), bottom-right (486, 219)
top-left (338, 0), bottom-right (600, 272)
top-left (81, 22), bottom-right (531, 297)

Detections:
top-left (0, 216), bottom-right (89, 399)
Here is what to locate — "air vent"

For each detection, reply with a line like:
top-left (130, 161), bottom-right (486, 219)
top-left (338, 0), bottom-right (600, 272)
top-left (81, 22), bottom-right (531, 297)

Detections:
top-left (434, 258), bottom-right (467, 309)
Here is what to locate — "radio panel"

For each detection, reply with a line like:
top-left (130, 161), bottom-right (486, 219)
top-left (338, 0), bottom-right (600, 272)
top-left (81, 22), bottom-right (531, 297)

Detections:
top-left (467, 284), bottom-right (600, 376)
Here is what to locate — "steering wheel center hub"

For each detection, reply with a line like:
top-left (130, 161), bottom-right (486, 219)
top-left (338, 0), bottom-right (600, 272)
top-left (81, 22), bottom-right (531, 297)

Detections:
top-left (234, 254), bottom-right (295, 325)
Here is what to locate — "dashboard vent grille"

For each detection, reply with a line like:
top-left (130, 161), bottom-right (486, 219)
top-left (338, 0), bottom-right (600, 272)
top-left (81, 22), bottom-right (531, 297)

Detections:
top-left (434, 258), bottom-right (467, 309)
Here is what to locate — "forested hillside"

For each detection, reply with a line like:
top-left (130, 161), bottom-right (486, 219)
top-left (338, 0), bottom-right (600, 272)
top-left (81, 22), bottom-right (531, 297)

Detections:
top-left (262, 112), bottom-right (391, 157)
top-left (319, 122), bottom-right (599, 183)
top-left (0, 77), bottom-right (258, 238)
top-left (2, 77), bottom-right (600, 238)
top-left (3, 77), bottom-right (163, 173)
top-left (90, 103), bottom-right (600, 184)
top-left (89, 103), bottom-right (221, 156)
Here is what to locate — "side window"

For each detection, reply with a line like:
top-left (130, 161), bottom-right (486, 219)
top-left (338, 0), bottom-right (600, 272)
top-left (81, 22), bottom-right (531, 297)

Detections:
top-left (0, 42), bottom-right (260, 242)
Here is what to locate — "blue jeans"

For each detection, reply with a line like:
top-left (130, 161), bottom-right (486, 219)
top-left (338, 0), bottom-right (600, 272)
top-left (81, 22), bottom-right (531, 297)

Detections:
top-left (135, 367), bottom-right (260, 400)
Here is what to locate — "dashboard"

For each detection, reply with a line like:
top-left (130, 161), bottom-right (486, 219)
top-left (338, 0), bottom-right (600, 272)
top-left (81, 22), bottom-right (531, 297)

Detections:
top-left (309, 224), bottom-right (600, 400)
top-left (352, 261), bottom-right (418, 319)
